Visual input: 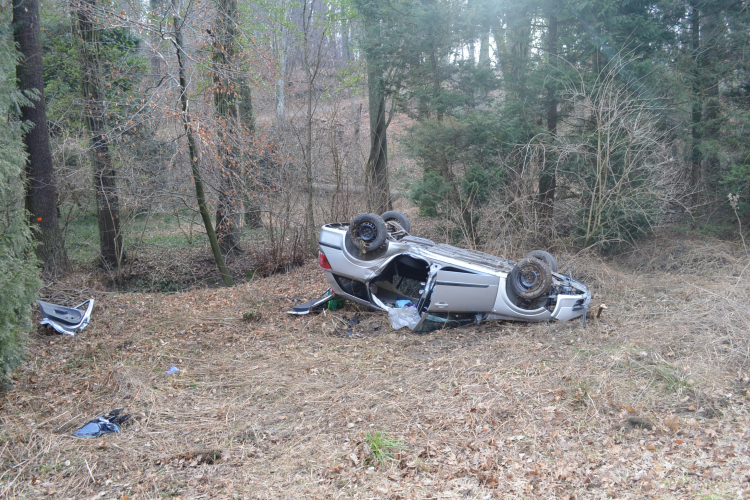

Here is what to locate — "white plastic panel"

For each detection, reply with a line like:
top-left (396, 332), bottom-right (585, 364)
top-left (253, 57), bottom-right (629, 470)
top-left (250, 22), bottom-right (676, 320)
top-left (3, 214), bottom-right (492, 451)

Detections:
top-left (550, 295), bottom-right (585, 321)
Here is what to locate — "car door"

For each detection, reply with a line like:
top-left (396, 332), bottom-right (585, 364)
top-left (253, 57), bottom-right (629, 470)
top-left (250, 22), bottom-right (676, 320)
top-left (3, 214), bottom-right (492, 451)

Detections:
top-left (425, 269), bottom-right (499, 313)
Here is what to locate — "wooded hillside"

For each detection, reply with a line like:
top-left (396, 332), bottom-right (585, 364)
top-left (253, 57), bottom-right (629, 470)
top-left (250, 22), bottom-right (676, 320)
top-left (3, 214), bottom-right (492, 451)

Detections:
top-left (4, 0), bottom-right (750, 284)
top-left (1, 1), bottom-right (750, 497)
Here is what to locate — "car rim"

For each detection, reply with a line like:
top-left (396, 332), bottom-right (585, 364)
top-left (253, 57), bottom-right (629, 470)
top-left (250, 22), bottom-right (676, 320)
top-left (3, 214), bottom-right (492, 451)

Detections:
top-left (356, 222), bottom-right (377, 243)
top-left (519, 269), bottom-right (539, 289)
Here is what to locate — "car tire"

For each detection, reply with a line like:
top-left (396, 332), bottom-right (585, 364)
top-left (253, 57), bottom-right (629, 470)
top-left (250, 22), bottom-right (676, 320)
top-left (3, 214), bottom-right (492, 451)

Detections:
top-left (524, 250), bottom-right (558, 273)
top-left (380, 210), bottom-right (411, 234)
top-left (348, 213), bottom-right (388, 253)
top-left (510, 257), bottom-right (553, 300)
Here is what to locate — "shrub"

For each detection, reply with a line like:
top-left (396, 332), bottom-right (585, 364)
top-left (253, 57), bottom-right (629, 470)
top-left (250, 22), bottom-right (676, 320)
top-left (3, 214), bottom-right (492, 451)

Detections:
top-left (0, 23), bottom-right (41, 385)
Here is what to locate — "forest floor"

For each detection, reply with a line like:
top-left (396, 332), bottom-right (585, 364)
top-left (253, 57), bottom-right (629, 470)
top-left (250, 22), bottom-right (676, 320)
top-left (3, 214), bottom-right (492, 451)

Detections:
top-left (2, 234), bottom-right (750, 499)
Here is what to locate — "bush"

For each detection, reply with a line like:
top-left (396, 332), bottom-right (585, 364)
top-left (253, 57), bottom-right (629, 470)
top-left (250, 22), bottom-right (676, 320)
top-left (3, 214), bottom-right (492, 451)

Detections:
top-left (0, 23), bottom-right (41, 385)
top-left (553, 59), bottom-right (681, 250)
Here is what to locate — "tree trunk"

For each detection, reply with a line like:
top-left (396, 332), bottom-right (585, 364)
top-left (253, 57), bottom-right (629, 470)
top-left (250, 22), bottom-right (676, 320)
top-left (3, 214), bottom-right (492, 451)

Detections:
top-left (364, 57), bottom-right (392, 214)
top-left (301, 1), bottom-right (320, 255)
top-left (76, 0), bottom-right (124, 270)
top-left (342, 21), bottom-right (362, 168)
top-left (212, 0), bottom-right (242, 256)
top-left (479, 32), bottom-right (490, 67)
top-left (700, 7), bottom-right (722, 194)
top-left (149, 0), bottom-right (167, 82)
top-left (172, 0), bottom-right (233, 287)
top-left (275, 26), bottom-right (288, 130)
top-left (538, 13), bottom-right (557, 239)
top-left (13, 0), bottom-right (69, 275)
top-left (689, 6), bottom-right (702, 206)
top-left (235, 76), bottom-right (262, 229)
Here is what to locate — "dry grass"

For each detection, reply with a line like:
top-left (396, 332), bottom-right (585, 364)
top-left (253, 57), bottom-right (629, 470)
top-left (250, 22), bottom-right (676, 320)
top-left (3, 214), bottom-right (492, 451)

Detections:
top-left (2, 234), bottom-right (750, 499)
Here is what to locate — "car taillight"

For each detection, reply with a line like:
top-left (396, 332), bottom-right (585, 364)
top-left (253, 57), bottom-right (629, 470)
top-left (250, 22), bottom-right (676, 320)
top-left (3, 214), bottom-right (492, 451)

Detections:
top-left (318, 251), bottom-right (332, 270)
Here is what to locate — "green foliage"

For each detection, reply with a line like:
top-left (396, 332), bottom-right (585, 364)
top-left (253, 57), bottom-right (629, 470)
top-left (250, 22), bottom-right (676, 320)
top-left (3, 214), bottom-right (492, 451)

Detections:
top-left (0, 20), bottom-right (41, 386)
top-left (411, 171), bottom-right (448, 217)
top-left (41, 9), bottom-right (148, 131)
top-left (364, 431), bottom-right (403, 466)
top-left (554, 60), bottom-right (674, 250)
top-left (407, 112), bottom-right (515, 219)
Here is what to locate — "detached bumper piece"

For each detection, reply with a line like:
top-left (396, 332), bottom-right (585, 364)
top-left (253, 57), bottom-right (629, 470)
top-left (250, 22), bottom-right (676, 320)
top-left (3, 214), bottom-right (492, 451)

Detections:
top-left (287, 293), bottom-right (337, 315)
top-left (38, 298), bottom-right (95, 336)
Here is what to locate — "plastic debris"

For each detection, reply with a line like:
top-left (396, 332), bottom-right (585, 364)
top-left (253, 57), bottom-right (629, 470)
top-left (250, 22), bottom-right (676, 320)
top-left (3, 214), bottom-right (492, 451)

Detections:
top-left (388, 306), bottom-right (421, 330)
top-left (327, 297), bottom-right (345, 311)
top-left (395, 299), bottom-right (414, 308)
top-left (288, 288), bottom-right (341, 315)
top-left (166, 366), bottom-right (179, 374)
top-left (342, 314), bottom-right (360, 325)
top-left (38, 299), bottom-right (95, 336)
top-left (73, 408), bottom-right (130, 438)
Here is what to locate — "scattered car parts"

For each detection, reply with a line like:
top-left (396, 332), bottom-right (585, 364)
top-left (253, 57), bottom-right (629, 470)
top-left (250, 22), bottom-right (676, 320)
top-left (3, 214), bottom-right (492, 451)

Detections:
top-left (73, 408), bottom-right (130, 438)
top-left (38, 298), bottom-right (95, 336)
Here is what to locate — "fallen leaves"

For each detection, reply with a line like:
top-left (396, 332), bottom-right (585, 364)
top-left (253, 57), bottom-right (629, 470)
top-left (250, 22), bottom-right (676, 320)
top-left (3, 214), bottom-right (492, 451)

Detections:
top-left (664, 415), bottom-right (681, 432)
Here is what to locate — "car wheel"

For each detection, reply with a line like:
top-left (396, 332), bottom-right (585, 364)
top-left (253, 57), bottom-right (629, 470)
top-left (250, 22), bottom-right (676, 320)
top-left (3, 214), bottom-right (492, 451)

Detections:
top-left (510, 257), bottom-right (553, 300)
top-left (524, 250), bottom-right (558, 273)
top-left (348, 213), bottom-right (388, 253)
top-left (380, 210), bottom-right (411, 234)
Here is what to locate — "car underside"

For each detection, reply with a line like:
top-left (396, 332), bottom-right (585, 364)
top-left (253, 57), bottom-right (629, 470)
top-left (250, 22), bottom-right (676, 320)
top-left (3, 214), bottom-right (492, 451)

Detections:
top-left (294, 212), bottom-right (590, 331)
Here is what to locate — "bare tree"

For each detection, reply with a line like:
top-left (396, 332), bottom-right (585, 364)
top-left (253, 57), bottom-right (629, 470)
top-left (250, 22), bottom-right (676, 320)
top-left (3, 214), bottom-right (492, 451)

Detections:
top-left (299, 0), bottom-right (327, 253)
top-left (170, 0), bottom-right (234, 286)
top-left (75, 0), bottom-right (125, 269)
top-left (212, 0), bottom-right (246, 255)
top-left (555, 59), bottom-right (682, 249)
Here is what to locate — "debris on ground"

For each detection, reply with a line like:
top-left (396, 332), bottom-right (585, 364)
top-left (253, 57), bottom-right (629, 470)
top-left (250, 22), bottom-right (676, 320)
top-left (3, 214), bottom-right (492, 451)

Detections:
top-left (73, 408), bottom-right (130, 438)
top-left (38, 298), bottom-right (95, 336)
top-left (387, 304), bottom-right (420, 329)
top-left (287, 288), bottom-right (339, 315)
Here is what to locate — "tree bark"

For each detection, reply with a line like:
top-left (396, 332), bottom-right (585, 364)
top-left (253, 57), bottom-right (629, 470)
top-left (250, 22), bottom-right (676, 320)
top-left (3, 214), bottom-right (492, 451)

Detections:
top-left (700, 6), bottom-right (722, 193)
top-left (149, 0), bottom-right (167, 82)
top-left (538, 13), bottom-right (558, 238)
top-left (76, 0), bottom-right (124, 270)
top-left (275, 26), bottom-right (288, 131)
top-left (364, 57), bottom-right (392, 214)
top-left (689, 6), bottom-right (702, 205)
top-left (212, 0), bottom-right (243, 256)
top-left (13, 0), bottom-right (70, 275)
top-left (301, 0), bottom-right (322, 254)
top-left (172, 0), bottom-right (234, 286)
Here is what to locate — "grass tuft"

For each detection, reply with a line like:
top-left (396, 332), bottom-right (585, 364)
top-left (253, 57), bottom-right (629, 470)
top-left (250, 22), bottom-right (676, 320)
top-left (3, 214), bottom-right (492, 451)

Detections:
top-left (364, 431), bottom-right (403, 466)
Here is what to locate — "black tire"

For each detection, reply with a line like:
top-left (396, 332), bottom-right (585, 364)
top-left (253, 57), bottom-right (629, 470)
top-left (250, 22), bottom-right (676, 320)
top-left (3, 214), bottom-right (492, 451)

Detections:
top-left (347, 213), bottom-right (388, 253)
top-left (510, 257), bottom-right (553, 300)
top-left (380, 210), bottom-right (411, 233)
top-left (524, 250), bottom-right (558, 273)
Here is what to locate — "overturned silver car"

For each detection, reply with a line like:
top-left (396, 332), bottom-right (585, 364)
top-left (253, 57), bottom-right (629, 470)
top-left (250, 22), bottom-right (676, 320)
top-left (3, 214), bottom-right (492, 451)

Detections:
top-left (301, 212), bottom-right (590, 331)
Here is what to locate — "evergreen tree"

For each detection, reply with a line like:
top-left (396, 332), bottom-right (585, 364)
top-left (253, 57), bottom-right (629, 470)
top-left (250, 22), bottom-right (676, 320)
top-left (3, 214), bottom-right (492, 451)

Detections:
top-left (353, 0), bottom-right (398, 214)
top-left (0, 14), bottom-right (41, 385)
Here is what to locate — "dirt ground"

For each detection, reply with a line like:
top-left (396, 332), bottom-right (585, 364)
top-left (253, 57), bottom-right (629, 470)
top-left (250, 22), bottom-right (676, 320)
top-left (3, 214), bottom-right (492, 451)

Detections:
top-left (2, 235), bottom-right (750, 499)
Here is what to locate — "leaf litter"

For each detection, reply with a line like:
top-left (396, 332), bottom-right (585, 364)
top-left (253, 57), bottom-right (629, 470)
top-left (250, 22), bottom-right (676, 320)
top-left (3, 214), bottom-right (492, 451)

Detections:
top-left (2, 236), bottom-right (750, 498)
